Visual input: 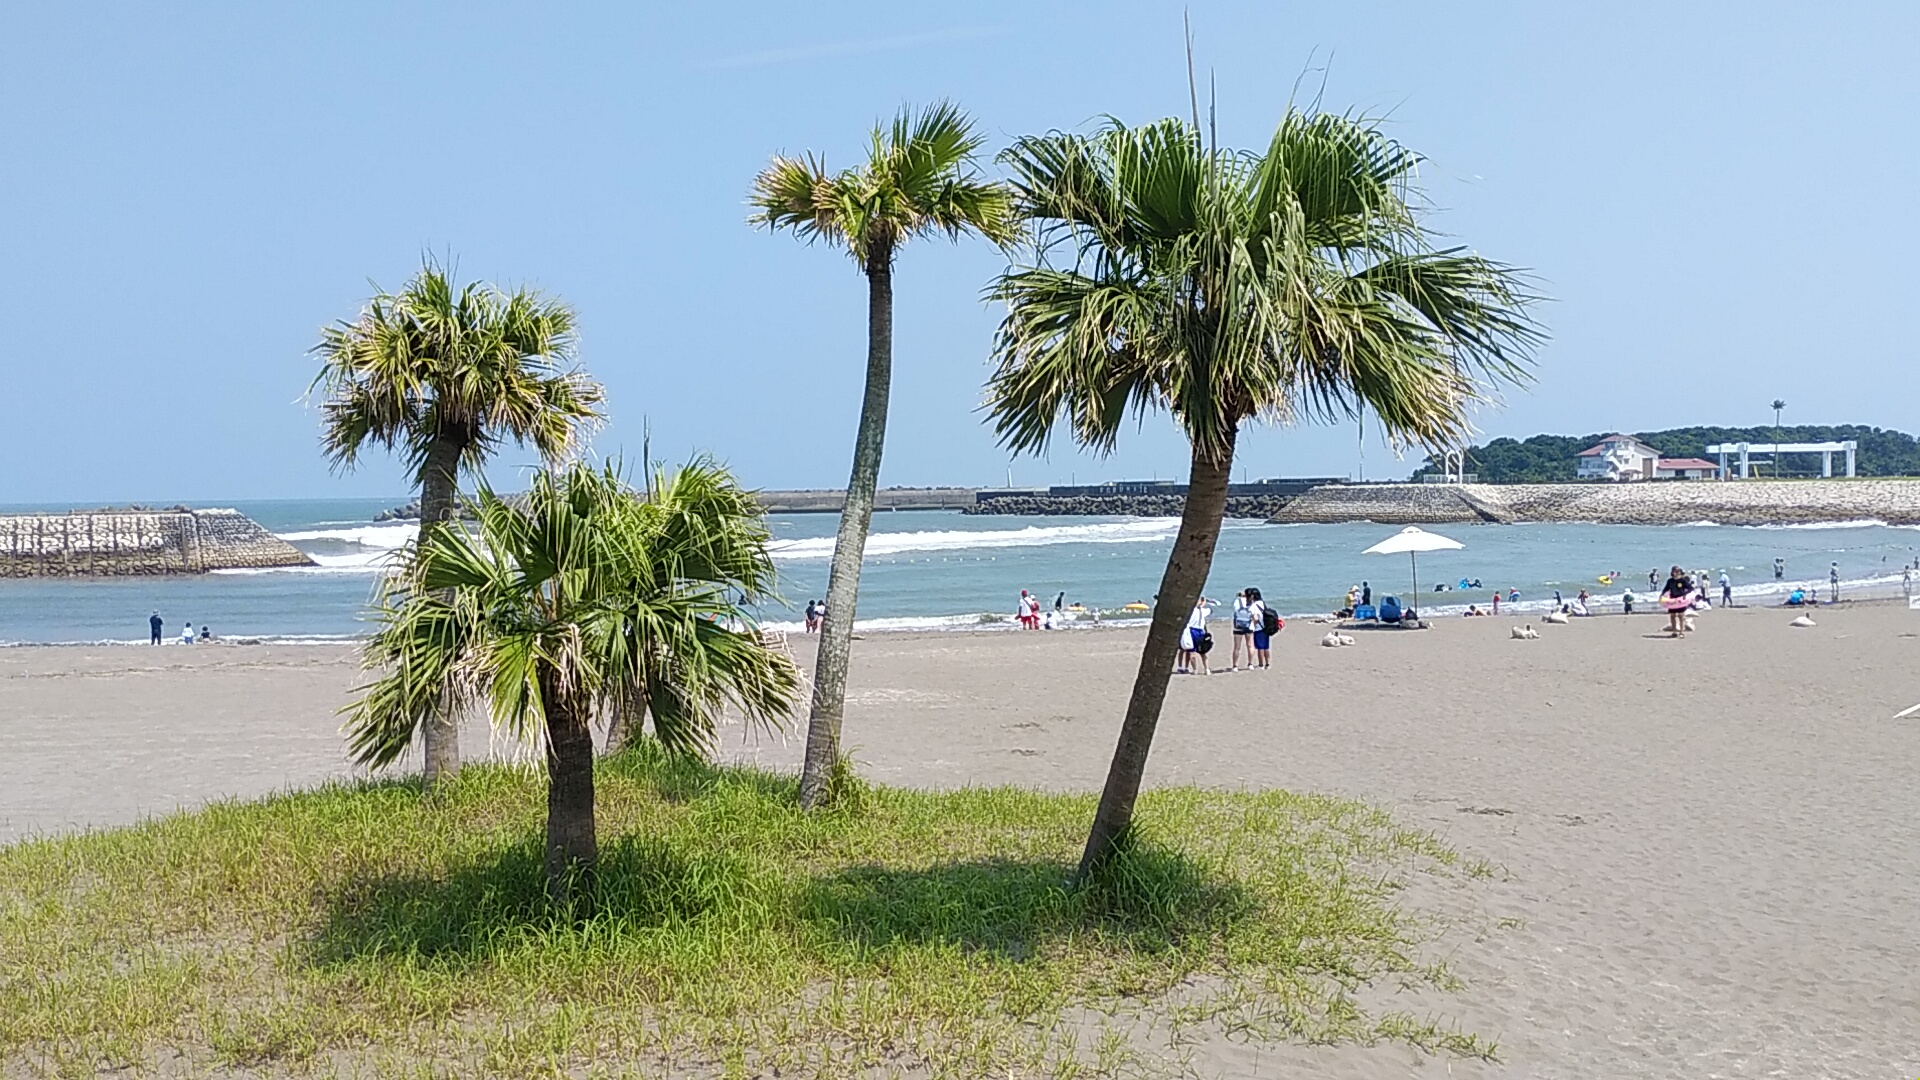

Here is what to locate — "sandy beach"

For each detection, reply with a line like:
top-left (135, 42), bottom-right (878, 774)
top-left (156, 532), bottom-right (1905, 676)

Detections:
top-left (4, 604), bottom-right (1918, 1078)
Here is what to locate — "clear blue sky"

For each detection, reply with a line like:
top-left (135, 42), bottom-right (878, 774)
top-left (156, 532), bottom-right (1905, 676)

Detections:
top-left (4, 2), bottom-right (1915, 503)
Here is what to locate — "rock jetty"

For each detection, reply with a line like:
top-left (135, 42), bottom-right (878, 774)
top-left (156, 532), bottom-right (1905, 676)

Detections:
top-left (1268, 480), bottom-right (1920, 526)
top-left (960, 494), bottom-right (1296, 518)
top-left (0, 509), bottom-right (313, 577)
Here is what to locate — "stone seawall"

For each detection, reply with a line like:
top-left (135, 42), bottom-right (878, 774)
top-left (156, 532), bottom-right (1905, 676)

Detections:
top-left (0, 509), bottom-right (314, 577)
top-left (1269, 481), bottom-right (1920, 526)
top-left (962, 495), bottom-right (1296, 518)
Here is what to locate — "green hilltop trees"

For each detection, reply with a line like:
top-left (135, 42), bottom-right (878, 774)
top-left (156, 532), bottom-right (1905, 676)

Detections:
top-left (1412, 425), bottom-right (1920, 481)
top-left (311, 262), bottom-right (605, 785)
top-left (749, 102), bottom-right (1016, 810)
top-left (983, 113), bottom-right (1540, 877)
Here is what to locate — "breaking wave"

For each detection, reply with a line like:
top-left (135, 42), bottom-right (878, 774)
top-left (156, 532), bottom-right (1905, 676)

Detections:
top-left (768, 519), bottom-right (1181, 561)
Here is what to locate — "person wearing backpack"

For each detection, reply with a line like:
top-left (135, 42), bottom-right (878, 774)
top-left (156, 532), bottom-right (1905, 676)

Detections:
top-left (1178, 597), bottom-right (1216, 675)
top-left (1248, 586), bottom-right (1279, 669)
top-left (1229, 590), bottom-right (1256, 670)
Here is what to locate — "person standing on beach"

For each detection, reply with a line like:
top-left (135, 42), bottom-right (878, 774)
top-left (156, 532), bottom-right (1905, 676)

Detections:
top-left (1490, 591), bottom-right (1501, 615)
top-left (149, 611), bottom-right (163, 645)
top-left (1360, 581), bottom-right (1371, 607)
top-left (1178, 597), bottom-right (1215, 675)
top-left (1229, 591), bottom-right (1254, 670)
top-left (1719, 570), bottom-right (1732, 607)
top-left (1248, 587), bottom-right (1274, 669)
top-left (1830, 562), bottom-right (1840, 603)
top-left (1661, 567), bottom-right (1693, 636)
top-left (180, 622), bottom-right (195, 645)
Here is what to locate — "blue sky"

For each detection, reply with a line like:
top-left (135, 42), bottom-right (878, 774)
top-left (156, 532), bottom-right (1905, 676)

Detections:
top-left (3, 2), bottom-right (1915, 503)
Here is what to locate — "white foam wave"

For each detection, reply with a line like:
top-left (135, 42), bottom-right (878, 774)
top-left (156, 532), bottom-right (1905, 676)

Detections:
top-left (275, 524), bottom-right (419, 548)
top-left (212, 550), bottom-right (397, 576)
top-left (0, 633), bottom-right (364, 648)
top-left (759, 611), bottom-right (1154, 634)
top-left (1675, 518), bottom-right (1917, 531)
top-left (768, 519), bottom-right (1180, 561)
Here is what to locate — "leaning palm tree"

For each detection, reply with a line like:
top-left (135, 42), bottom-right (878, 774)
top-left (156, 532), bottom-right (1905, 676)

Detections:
top-left (986, 113), bottom-right (1542, 880)
top-left (312, 261), bottom-right (604, 785)
top-left (750, 102), bottom-right (1016, 809)
top-left (343, 459), bottom-right (800, 902)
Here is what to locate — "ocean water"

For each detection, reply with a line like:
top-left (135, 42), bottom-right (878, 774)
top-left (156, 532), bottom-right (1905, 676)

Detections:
top-left (2, 500), bottom-right (1917, 644)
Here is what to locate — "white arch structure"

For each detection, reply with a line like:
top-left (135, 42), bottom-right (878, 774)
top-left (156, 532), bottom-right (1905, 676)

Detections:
top-left (1706, 441), bottom-right (1857, 479)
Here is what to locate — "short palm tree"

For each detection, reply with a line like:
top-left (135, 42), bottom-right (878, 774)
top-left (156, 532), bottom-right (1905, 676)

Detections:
top-left (986, 113), bottom-right (1542, 880)
top-left (343, 459), bottom-right (801, 902)
top-left (312, 261), bottom-right (605, 784)
top-left (749, 102), bottom-right (1016, 809)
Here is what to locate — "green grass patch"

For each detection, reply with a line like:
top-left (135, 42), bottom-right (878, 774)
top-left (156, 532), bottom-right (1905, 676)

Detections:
top-left (0, 746), bottom-right (1489, 1077)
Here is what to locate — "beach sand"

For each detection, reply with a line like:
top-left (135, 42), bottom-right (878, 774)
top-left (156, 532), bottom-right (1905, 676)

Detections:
top-left (4, 603), bottom-right (1917, 1077)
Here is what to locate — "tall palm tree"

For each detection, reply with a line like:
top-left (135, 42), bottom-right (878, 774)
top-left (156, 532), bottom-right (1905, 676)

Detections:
top-left (749, 102), bottom-right (1016, 809)
top-left (343, 460), bottom-right (801, 902)
top-left (985, 113), bottom-right (1542, 880)
top-left (312, 261), bottom-right (604, 785)
top-left (1771, 399), bottom-right (1787, 475)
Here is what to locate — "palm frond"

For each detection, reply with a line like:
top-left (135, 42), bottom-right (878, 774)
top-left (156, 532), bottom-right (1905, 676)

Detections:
top-left (308, 259), bottom-right (603, 487)
top-left (986, 110), bottom-right (1544, 464)
top-left (751, 101), bottom-right (1012, 265)
top-left (342, 460), bottom-right (802, 770)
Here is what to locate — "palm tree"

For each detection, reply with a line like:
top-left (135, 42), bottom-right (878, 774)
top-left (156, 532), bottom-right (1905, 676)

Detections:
top-left (342, 459), bottom-right (801, 902)
top-left (985, 113), bottom-right (1542, 881)
top-left (311, 261), bottom-right (605, 785)
top-left (749, 102), bottom-right (1016, 809)
top-left (1772, 398), bottom-right (1787, 475)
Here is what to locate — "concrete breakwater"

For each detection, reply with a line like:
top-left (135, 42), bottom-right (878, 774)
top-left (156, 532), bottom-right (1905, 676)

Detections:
top-left (0, 509), bottom-right (313, 577)
top-left (1268, 480), bottom-right (1920, 526)
top-left (959, 494), bottom-right (1296, 518)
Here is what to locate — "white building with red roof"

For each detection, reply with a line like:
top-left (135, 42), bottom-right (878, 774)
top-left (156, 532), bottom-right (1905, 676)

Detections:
top-left (1576, 434), bottom-right (1722, 480)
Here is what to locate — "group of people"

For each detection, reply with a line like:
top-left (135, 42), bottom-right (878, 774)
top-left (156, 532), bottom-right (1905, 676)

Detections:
top-left (148, 611), bottom-right (210, 645)
top-left (1014, 589), bottom-right (1069, 629)
top-left (1176, 588), bottom-right (1282, 675)
top-left (802, 599), bottom-right (827, 633)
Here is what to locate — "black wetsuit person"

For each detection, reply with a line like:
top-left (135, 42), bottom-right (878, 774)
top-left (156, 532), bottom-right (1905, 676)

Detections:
top-left (149, 612), bottom-right (163, 645)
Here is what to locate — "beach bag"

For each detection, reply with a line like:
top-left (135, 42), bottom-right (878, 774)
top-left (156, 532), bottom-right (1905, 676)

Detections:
top-left (1262, 608), bottom-right (1281, 635)
top-left (1232, 606), bottom-right (1254, 632)
top-left (1195, 629), bottom-right (1214, 655)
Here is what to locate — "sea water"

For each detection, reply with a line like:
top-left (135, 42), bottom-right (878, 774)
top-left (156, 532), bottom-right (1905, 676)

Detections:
top-left (2, 501), bottom-right (1916, 644)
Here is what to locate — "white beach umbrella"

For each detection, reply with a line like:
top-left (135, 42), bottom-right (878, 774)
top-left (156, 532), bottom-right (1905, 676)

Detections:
top-left (1363, 526), bottom-right (1465, 616)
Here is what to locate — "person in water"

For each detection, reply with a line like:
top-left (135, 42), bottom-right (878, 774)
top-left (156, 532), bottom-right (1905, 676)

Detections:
top-left (1661, 566), bottom-right (1694, 636)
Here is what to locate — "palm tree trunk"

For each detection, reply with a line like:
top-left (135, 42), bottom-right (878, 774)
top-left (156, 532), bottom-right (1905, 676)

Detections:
top-left (540, 662), bottom-right (598, 905)
top-left (416, 433), bottom-right (465, 786)
top-left (797, 242), bottom-right (894, 810)
top-left (1077, 430), bottom-right (1236, 882)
